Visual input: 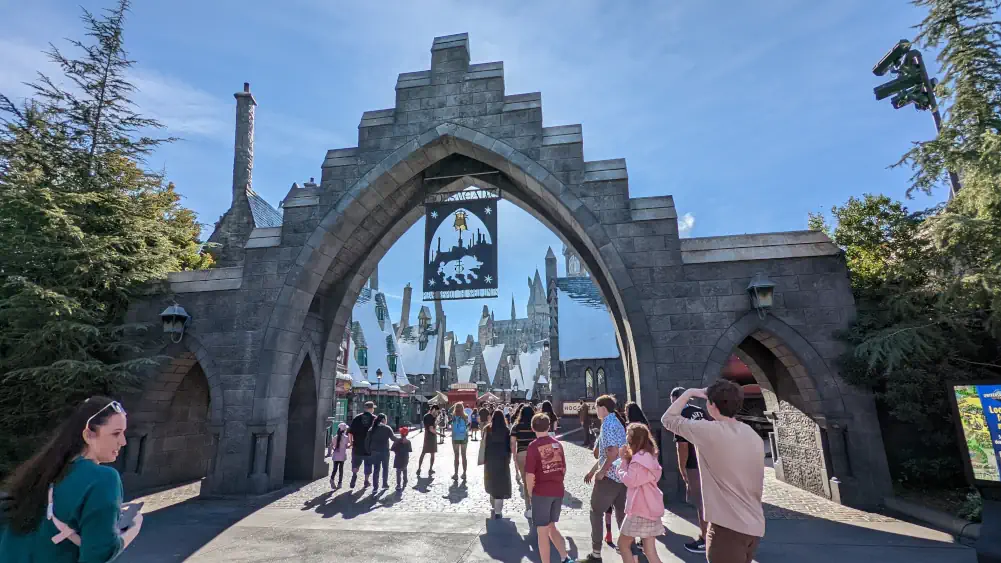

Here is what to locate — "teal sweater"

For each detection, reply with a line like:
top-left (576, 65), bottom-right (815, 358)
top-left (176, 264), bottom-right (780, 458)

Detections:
top-left (0, 458), bottom-right (124, 563)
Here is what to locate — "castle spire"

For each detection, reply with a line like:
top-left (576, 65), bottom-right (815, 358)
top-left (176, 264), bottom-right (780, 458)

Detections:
top-left (511, 294), bottom-right (517, 320)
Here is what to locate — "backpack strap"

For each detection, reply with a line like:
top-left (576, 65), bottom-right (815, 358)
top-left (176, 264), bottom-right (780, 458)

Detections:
top-left (48, 485), bottom-right (81, 546)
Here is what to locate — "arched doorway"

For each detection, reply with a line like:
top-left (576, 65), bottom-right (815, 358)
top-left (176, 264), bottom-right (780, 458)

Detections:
top-left (254, 124), bottom-right (655, 482)
top-left (122, 346), bottom-right (220, 492)
top-left (283, 356), bottom-right (318, 482)
top-left (702, 311), bottom-right (892, 507)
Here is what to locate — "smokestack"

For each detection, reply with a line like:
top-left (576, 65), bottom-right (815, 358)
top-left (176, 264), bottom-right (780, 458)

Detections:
top-left (232, 82), bottom-right (257, 206)
top-left (400, 283), bottom-right (412, 334)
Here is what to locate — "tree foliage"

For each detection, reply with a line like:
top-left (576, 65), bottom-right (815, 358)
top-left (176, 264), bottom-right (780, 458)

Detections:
top-left (818, 0), bottom-right (1001, 486)
top-left (0, 0), bottom-right (212, 477)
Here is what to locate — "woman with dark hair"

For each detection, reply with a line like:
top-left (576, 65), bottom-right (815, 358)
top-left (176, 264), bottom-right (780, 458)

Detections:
top-left (510, 405), bottom-right (537, 519)
top-left (367, 413), bottom-right (399, 490)
top-left (0, 396), bottom-right (142, 562)
top-left (540, 400), bottom-right (559, 437)
top-left (482, 410), bottom-right (512, 519)
top-left (625, 401), bottom-right (650, 428)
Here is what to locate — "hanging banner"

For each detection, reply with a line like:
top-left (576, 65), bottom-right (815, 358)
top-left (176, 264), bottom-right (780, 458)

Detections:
top-left (424, 190), bottom-right (498, 301)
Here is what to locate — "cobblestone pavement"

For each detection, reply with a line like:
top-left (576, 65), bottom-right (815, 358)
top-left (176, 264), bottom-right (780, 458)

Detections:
top-left (133, 427), bottom-right (898, 524)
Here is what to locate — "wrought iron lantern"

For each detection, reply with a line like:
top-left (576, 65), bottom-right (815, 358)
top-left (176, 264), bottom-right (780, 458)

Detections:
top-left (160, 304), bottom-right (190, 343)
top-left (747, 273), bottom-right (776, 318)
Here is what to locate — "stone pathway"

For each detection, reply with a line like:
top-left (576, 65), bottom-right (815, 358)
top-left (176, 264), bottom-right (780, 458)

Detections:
top-left (120, 430), bottom-right (972, 562)
top-left (133, 428), bottom-right (897, 522)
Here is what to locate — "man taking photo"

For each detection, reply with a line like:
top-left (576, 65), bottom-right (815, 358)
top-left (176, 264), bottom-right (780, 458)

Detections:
top-left (661, 380), bottom-right (764, 563)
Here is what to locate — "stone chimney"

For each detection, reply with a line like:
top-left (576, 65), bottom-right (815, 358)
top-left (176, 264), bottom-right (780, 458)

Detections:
top-left (232, 82), bottom-right (256, 207)
top-left (369, 265), bottom-right (379, 291)
top-left (206, 82), bottom-right (259, 266)
top-left (399, 283), bottom-right (412, 334)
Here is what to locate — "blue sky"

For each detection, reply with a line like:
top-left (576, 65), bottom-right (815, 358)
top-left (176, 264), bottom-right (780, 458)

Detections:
top-left (1, 0), bottom-right (948, 342)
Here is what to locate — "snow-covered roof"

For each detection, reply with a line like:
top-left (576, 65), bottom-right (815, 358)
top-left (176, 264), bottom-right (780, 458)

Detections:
top-left (456, 360), bottom-right (475, 384)
top-left (481, 343), bottom-right (505, 385)
top-left (509, 364), bottom-right (523, 390)
top-left (519, 349), bottom-right (543, 385)
top-left (348, 288), bottom-right (409, 386)
top-left (557, 277), bottom-right (620, 360)
top-left (398, 332), bottom-right (438, 376)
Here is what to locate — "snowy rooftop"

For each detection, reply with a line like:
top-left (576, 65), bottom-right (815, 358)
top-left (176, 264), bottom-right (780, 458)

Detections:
top-left (456, 360), bottom-right (475, 384)
top-left (348, 288), bottom-right (410, 386)
top-left (509, 364), bottom-right (524, 390)
top-left (557, 277), bottom-right (620, 360)
top-left (519, 349), bottom-right (543, 387)
top-left (398, 330), bottom-right (438, 376)
top-left (481, 343), bottom-right (505, 385)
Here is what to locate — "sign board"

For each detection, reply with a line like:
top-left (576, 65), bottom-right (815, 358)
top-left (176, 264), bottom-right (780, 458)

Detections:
top-left (423, 190), bottom-right (498, 301)
top-left (948, 381), bottom-right (1001, 486)
top-left (563, 401), bottom-right (596, 416)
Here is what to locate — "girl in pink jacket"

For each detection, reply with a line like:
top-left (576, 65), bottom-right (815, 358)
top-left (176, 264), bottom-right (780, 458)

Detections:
top-left (615, 423), bottom-right (665, 563)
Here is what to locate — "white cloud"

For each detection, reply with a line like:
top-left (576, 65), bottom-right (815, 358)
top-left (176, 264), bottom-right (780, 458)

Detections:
top-left (678, 212), bottom-right (695, 237)
top-left (129, 69), bottom-right (230, 140)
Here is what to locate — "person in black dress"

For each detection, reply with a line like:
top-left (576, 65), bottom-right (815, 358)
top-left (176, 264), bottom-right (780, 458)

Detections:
top-left (417, 405), bottom-right (440, 477)
top-left (483, 409), bottom-right (512, 519)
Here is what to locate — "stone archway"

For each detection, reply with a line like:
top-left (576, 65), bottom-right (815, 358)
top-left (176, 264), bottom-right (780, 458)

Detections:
top-left (121, 338), bottom-right (224, 492)
top-left (702, 311), bottom-right (892, 508)
top-left (283, 351), bottom-right (319, 482)
top-left (253, 125), bottom-right (655, 484)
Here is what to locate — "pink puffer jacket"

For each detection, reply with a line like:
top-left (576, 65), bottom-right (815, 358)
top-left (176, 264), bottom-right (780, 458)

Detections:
top-left (616, 451), bottom-right (664, 520)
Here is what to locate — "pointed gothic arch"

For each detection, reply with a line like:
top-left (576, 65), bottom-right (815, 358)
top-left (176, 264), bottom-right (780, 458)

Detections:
top-left (259, 124), bottom-right (653, 428)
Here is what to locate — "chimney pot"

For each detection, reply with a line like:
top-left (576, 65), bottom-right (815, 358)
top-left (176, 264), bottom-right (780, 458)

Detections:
top-left (243, 82), bottom-right (250, 92)
top-left (310, 177), bottom-right (315, 183)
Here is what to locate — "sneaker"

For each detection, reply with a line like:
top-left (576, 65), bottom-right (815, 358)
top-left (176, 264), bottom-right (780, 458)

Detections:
top-left (604, 533), bottom-right (614, 549)
top-left (461, 472), bottom-right (467, 481)
top-left (452, 473), bottom-right (458, 481)
top-left (561, 557), bottom-right (577, 563)
top-left (349, 474), bottom-right (357, 488)
top-left (493, 513), bottom-right (502, 520)
top-left (429, 470), bottom-right (435, 476)
top-left (684, 539), bottom-right (706, 553)
top-left (583, 554), bottom-right (602, 563)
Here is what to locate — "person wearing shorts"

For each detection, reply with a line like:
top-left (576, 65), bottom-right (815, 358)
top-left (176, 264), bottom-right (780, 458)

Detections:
top-left (670, 387), bottom-right (709, 554)
top-left (525, 413), bottom-right (574, 563)
top-left (451, 403), bottom-right (469, 481)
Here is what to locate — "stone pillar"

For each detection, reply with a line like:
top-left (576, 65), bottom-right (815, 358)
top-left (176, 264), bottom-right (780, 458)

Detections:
top-left (232, 82), bottom-right (256, 207)
top-left (546, 247), bottom-right (560, 410)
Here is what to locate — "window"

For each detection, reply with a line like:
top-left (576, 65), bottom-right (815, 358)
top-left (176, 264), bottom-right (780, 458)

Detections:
top-left (585, 368), bottom-right (594, 398)
top-left (386, 335), bottom-right (395, 354)
top-left (597, 367), bottom-right (606, 394)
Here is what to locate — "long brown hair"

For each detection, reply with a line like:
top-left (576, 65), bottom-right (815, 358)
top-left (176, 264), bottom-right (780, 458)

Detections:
top-left (452, 402), bottom-right (468, 421)
top-left (1, 396), bottom-right (122, 533)
top-left (626, 422), bottom-right (658, 457)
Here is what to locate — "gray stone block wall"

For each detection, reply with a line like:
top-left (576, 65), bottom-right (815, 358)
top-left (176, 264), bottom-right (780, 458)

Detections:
top-left (125, 33), bottom-right (892, 508)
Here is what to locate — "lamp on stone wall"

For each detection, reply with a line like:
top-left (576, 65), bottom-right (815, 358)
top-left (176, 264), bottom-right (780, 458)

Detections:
top-left (160, 304), bottom-right (190, 343)
top-left (747, 273), bottom-right (776, 319)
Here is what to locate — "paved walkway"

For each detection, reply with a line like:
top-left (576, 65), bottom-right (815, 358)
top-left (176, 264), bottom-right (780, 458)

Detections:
top-left (119, 429), bottom-right (975, 562)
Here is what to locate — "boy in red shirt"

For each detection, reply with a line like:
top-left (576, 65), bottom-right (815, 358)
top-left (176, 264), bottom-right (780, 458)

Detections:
top-left (526, 413), bottom-right (575, 563)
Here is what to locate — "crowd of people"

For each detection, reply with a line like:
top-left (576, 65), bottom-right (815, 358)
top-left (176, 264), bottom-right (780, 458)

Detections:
top-left (0, 378), bottom-right (766, 563)
top-left (329, 378), bottom-right (765, 563)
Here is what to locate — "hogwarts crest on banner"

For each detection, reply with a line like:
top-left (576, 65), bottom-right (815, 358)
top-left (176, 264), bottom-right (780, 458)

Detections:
top-left (423, 190), bottom-right (499, 301)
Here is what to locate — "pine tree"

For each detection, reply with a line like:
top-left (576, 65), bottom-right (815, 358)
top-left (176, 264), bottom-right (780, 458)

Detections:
top-left (0, 0), bottom-right (212, 476)
top-left (818, 1), bottom-right (1001, 486)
